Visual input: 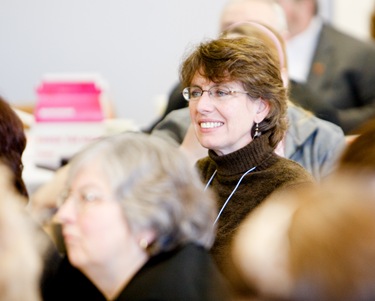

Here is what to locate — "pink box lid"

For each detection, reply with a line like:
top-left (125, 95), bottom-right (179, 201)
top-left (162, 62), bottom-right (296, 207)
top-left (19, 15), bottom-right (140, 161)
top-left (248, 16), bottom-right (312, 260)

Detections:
top-left (35, 82), bottom-right (104, 122)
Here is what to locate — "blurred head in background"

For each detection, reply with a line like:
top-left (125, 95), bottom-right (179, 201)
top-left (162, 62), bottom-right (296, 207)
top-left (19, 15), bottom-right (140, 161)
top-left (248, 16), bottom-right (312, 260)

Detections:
top-left (0, 96), bottom-right (28, 198)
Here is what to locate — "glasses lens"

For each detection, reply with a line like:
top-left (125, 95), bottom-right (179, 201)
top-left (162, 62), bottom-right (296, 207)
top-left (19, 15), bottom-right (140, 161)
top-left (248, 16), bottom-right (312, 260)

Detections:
top-left (79, 191), bottom-right (101, 203)
top-left (182, 87), bottom-right (191, 100)
top-left (182, 87), bottom-right (203, 101)
top-left (210, 86), bottom-right (230, 98)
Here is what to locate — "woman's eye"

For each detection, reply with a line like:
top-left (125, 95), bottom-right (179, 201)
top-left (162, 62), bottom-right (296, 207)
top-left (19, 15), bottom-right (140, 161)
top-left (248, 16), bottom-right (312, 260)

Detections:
top-left (191, 89), bottom-right (202, 98)
top-left (80, 191), bottom-right (101, 203)
top-left (214, 89), bottom-right (230, 97)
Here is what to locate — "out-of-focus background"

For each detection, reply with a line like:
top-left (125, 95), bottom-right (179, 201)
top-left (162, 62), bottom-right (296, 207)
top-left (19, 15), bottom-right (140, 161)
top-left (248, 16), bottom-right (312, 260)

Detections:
top-left (0, 0), bottom-right (373, 129)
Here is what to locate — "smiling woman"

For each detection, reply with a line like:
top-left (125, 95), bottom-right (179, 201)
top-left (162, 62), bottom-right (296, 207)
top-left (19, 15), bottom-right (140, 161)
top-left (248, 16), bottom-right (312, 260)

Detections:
top-left (179, 35), bottom-right (314, 297)
top-left (44, 131), bottom-right (230, 301)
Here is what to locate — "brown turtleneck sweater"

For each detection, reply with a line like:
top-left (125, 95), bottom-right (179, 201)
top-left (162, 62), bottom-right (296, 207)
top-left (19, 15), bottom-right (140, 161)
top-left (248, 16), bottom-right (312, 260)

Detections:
top-left (196, 133), bottom-right (314, 272)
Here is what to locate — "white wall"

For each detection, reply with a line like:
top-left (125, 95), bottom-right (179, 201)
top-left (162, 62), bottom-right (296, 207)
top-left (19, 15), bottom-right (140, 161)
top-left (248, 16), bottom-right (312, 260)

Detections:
top-left (317, 0), bottom-right (374, 40)
top-left (332, 0), bottom-right (374, 40)
top-left (0, 0), bottom-right (227, 129)
top-left (1, 0), bottom-right (374, 129)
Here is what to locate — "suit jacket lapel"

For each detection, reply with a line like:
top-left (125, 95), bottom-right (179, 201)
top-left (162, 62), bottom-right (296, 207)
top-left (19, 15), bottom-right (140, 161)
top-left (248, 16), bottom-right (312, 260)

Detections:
top-left (307, 25), bottom-right (335, 92)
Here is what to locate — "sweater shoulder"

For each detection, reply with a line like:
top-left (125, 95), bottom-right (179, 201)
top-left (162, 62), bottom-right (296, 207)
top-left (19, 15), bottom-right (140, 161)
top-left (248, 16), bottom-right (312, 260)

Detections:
top-left (273, 156), bottom-right (315, 184)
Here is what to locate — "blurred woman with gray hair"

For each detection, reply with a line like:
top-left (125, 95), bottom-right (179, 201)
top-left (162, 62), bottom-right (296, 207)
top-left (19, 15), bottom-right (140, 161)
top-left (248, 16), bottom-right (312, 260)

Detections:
top-left (45, 132), bottom-right (229, 301)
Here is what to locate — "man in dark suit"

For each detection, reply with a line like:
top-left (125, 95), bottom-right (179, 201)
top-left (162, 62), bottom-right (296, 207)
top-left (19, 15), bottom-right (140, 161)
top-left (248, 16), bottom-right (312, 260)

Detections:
top-left (277, 0), bottom-right (375, 133)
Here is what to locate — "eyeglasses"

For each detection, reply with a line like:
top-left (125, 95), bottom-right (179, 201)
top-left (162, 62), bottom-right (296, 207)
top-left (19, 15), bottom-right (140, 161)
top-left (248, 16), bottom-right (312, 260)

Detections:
top-left (182, 85), bottom-right (249, 101)
top-left (57, 187), bottom-right (104, 211)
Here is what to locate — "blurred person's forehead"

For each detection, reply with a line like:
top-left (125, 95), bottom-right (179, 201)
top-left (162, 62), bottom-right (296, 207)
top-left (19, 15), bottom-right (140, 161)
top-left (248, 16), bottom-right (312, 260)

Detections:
top-left (220, 1), bottom-right (280, 32)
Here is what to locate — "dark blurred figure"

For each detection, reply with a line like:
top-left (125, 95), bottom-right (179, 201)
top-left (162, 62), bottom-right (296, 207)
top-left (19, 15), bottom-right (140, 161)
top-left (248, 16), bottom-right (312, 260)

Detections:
top-left (145, 83), bottom-right (187, 133)
top-left (0, 96), bottom-right (28, 198)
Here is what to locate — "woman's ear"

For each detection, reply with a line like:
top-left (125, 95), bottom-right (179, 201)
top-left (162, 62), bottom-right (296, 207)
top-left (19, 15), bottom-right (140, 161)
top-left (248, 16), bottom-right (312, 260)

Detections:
top-left (137, 229), bottom-right (157, 250)
top-left (255, 98), bottom-right (270, 123)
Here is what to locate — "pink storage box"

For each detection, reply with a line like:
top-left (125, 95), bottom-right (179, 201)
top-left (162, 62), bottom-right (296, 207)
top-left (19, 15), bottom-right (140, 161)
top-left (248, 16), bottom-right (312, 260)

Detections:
top-left (35, 82), bottom-right (103, 122)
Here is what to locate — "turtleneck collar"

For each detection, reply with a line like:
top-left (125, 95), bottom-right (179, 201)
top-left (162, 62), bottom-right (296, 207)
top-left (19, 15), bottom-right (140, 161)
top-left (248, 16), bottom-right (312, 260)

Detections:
top-left (207, 133), bottom-right (275, 176)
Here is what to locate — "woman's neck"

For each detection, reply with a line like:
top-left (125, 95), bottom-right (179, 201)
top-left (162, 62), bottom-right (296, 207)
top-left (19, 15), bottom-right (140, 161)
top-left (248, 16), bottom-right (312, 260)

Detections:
top-left (83, 247), bottom-right (149, 300)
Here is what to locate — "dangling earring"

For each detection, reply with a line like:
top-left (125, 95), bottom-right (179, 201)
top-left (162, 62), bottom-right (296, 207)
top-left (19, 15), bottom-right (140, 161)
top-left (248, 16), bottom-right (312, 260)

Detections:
top-left (253, 123), bottom-right (261, 138)
top-left (139, 238), bottom-right (149, 250)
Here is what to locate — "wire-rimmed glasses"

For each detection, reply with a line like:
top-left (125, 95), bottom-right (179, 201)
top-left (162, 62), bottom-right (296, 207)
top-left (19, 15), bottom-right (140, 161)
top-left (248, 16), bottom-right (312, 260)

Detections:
top-left (57, 187), bottom-right (105, 211)
top-left (182, 85), bottom-right (249, 101)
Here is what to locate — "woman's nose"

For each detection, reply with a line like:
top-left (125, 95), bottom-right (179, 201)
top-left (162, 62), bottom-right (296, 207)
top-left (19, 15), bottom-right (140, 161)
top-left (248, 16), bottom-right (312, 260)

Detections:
top-left (195, 91), bottom-right (215, 113)
top-left (54, 197), bottom-right (76, 224)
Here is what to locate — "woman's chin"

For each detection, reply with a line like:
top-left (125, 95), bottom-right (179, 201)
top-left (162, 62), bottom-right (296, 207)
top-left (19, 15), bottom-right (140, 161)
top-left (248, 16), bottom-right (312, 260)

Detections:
top-left (67, 249), bottom-right (86, 269)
